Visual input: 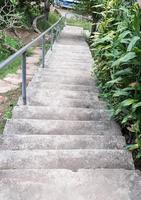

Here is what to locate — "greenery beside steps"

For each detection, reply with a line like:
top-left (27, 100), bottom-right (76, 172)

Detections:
top-left (85, 0), bottom-right (141, 162)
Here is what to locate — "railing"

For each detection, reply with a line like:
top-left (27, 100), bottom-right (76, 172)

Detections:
top-left (0, 16), bottom-right (65, 105)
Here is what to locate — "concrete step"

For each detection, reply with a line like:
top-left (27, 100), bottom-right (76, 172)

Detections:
top-left (0, 169), bottom-right (140, 200)
top-left (12, 106), bottom-right (110, 121)
top-left (53, 49), bottom-right (91, 55)
top-left (27, 88), bottom-right (99, 101)
top-left (31, 74), bottom-right (95, 86)
top-left (0, 135), bottom-right (125, 150)
top-left (50, 51), bottom-right (92, 59)
top-left (54, 43), bottom-right (90, 49)
top-left (46, 62), bottom-right (91, 69)
top-left (4, 119), bottom-right (121, 136)
top-left (35, 69), bottom-right (92, 77)
top-left (21, 97), bottom-right (105, 108)
top-left (0, 149), bottom-right (134, 170)
top-left (28, 82), bottom-right (99, 92)
top-left (55, 39), bottom-right (89, 45)
top-left (37, 69), bottom-right (92, 78)
top-left (53, 52), bottom-right (91, 58)
top-left (56, 40), bottom-right (88, 46)
top-left (48, 57), bottom-right (93, 64)
top-left (23, 86), bottom-right (105, 108)
top-left (46, 65), bottom-right (91, 70)
top-left (38, 67), bottom-right (93, 76)
top-left (43, 66), bottom-right (92, 72)
top-left (23, 89), bottom-right (103, 108)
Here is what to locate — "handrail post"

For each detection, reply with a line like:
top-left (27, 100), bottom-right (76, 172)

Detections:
top-left (58, 23), bottom-right (61, 36)
top-left (42, 35), bottom-right (45, 68)
top-left (51, 29), bottom-right (54, 50)
top-left (56, 25), bottom-right (60, 40)
top-left (65, 13), bottom-right (67, 26)
top-left (22, 52), bottom-right (27, 105)
top-left (55, 27), bottom-right (58, 41)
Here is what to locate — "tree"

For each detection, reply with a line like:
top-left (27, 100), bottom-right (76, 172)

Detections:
top-left (0, 0), bottom-right (22, 30)
top-left (76, 0), bottom-right (104, 33)
top-left (44, 0), bottom-right (51, 20)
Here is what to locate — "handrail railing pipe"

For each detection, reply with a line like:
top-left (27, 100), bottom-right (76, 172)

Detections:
top-left (42, 35), bottom-right (46, 68)
top-left (51, 29), bottom-right (54, 50)
top-left (22, 52), bottom-right (27, 105)
top-left (0, 16), bottom-right (64, 105)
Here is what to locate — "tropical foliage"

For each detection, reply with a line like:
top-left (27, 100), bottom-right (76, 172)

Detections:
top-left (87, 0), bottom-right (141, 161)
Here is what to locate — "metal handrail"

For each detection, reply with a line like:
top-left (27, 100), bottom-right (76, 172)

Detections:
top-left (0, 16), bottom-right (64, 105)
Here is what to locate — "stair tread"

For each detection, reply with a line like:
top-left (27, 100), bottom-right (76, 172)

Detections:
top-left (0, 135), bottom-right (125, 150)
top-left (4, 119), bottom-right (121, 135)
top-left (0, 169), bottom-right (140, 200)
top-left (31, 75), bottom-right (95, 86)
top-left (0, 149), bottom-right (134, 170)
top-left (12, 106), bottom-right (109, 121)
top-left (21, 97), bottom-right (105, 108)
top-left (28, 82), bottom-right (99, 92)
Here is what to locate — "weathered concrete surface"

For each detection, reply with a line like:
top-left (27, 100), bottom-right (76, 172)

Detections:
top-left (0, 135), bottom-right (125, 150)
top-left (32, 74), bottom-right (96, 85)
top-left (27, 88), bottom-right (100, 100)
top-left (21, 88), bottom-right (105, 108)
top-left (23, 96), bottom-right (104, 108)
top-left (28, 82), bottom-right (100, 92)
top-left (37, 67), bottom-right (93, 76)
top-left (0, 150), bottom-right (134, 170)
top-left (4, 119), bottom-right (121, 135)
top-left (12, 106), bottom-right (110, 120)
top-left (0, 25), bottom-right (139, 199)
top-left (0, 169), bottom-right (141, 200)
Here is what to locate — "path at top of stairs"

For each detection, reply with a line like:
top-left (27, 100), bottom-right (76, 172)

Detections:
top-left (0, 25), bottom-right (141, 200)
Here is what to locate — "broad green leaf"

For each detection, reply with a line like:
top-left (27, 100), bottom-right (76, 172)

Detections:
top-left (92, 4), bottom-right (104, 8)
top-left (121, 99), bottom-right (138, 107)
top-left (112, 52), bottom-right (136, 67)
top-left (118, 30), bottom-right (131, 40)
top-left (120, 38), bottom-right (131, 44)
top-left (113, 90), bottom-right (129, 97)
top-left (136, 152), bottom-right (141, 159)
top-left (132, 102), bottom-right (141, 111)
top-left (126, 144), bottom-right (139, 151)
top-left (121, 115), bottom-right (132, 124)
top-left (115, 108), bottom-right (122, 115)
top-left (114, 68), bottom-right (132, 77)
top-left (105, 77), bottom-right (122, 87)
top-left (127, 36), bottom-right (140, 52)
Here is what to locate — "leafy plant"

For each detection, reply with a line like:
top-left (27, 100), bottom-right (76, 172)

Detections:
top-left (91, 0), bottom-right (141, 161)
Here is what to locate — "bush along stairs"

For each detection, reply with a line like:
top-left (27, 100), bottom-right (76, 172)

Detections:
top-left (0, 26), bottom-right (141, 200)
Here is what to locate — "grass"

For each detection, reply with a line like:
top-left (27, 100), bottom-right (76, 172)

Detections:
top-left (0, 37), bottom-right (35, 79)
top-left (0, 34), bottom-right (22, 79)
top-left (0, 58), bottom-right (21, 79)
top-left (66, 18), bottom-right (92, 30)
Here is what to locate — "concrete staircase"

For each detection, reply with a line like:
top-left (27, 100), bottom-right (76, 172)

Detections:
top-left (0, 26), bottom-right (141, 199)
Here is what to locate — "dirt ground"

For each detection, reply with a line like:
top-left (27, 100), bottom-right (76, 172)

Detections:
top-left (6, 28), bottom-right (39, 45)
top-left (0, 87), bottom-right (21, 134)
top-left (0, 28), bottom-right (42, 134)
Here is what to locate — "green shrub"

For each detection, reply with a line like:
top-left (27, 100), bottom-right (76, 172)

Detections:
top-left (38, 12), bottom-right (60, 32)
top-left (92, 0), bottom-right (141, 160)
